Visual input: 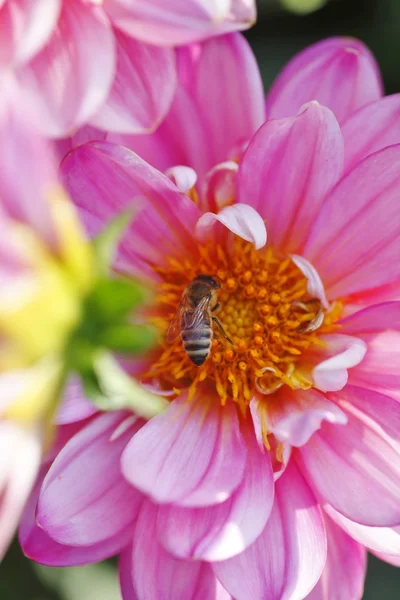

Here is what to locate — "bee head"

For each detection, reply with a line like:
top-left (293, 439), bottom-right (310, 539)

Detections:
top-left (194, 274), bottom-right (221, 290)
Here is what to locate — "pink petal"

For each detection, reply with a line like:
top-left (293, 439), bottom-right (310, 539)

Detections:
top-left (304, 145), bottom-right (400, 298)
top-left (179, 33), bottom-right (264, 172)
top-left (266, 37), bottom-right (382, 124)
top-left (374, 552), bottom-right (400, 567)
top-left (311, 334), bottom-right (367, 392)
top-left (44, 421), bottom-right (92, 464)
top-left (214, 461), bottom-right (326, 600)
top-left (195, 203), bottom-right (267, 249)
top-left (266, 388), bottom-right (347, 448)
top-left (20, 468), bottom-right (132, 566)
top-left (106, 0), bottom-right (256, 46)
top-left (290, 254), bottom-right (329, 308)
top-left (121, 396), bottom-right (246, 507)
top-left (61, 141), bottom-right (200, 275)
top-left (37, 412), bottom-right (143, 546)
top-left (156, 422), bottom-right (273, 561)
top-left (55, 376), bottom-right (97, 425)
top-left (353, 280), bottom-right (400, 305)
top-left (90, 30), bottom-right (176, 134)
top-left (17, 0), bottom-right (115, 137)
top-left (0, 0), bottom-right (61, 67)
top-left (238, 101), bottom-right (343, 253)
top-left (109, 82), bottom-right (211, 176)
top-left (340, 301), bottom-right (400, 333)
top-left (326, 504), bottom-right (400, 556)
top-left (0, 109), bottom-right (59, 248)
top-left (349, 330), bottom-right (400, 401)
top-left (201, 161), bottom-right (238, 212)
top-left (165, 165), bottom-right (197, 193)
top-left (117, 33), bottom-right (263, 180)
top-left (305, 515), bottom-right (366, 600)
top-left (0, 422), bottom-right (41, 561)
top-left (343, 94), bottom-right (400, 174)
top-left (119, 547), bottom-right (139, 600)
top-left (340, 302), bottom-right (400, 400)
top-left (298, 385), bottom-right (400, 526)
top-left (250, 398), bottom-right (292, 480)
top-left (124, 501), bottom-right (222, 600)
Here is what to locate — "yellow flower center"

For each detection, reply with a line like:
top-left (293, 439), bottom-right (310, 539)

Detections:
top-left (147, 239), bottom-right (341, 412)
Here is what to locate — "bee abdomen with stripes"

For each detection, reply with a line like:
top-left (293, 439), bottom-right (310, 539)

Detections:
top-left (182, 327), bottom-right (212, 366)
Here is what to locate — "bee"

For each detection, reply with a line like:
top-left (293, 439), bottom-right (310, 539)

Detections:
top-left (166, 274), bottom-right (233, 366)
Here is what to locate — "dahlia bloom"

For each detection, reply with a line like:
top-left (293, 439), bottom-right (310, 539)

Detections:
top-left (0, 0), bottom-right (255, 138)
top-left (22, 35), bottom-right (400, 599)
top-left (0, 107), bottom-right (95, 560)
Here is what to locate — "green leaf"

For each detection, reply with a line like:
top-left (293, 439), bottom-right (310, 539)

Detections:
top-left (98, 324), bottom-right (156, 354)
top-left (88, 277), bottom-right (150, 322)
top-left (92, 208), bottom-right (135, 275)
top-left (83, 351), bottom-right (168, 418)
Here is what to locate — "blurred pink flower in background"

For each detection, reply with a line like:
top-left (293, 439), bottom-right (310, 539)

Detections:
top-left (0, 0), bottom-right (256, 138)
top-left (21, 34), bottom-right (400, 599)
top-left (0, 106), bottom-right (94, 560)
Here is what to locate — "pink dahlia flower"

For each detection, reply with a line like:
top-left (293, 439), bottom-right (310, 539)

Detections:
top-left (0, 0), bottom-right (255, 138)
top-left (22, 35), bottom-right (400, 598)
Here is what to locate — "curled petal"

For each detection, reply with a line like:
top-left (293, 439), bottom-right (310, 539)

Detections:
top-left (90, 31), bottom-right (176, 134)
top-left (201, 161), bottom-right (238, 213)
top-left (304, 145), bottom-right (400, 298)
top-left (312, 334), bottom-right (367, 392)
top-left (107, 0), bottom-right (256, 46)
top-left (195, 204), bottom-right (267, 249)
top-left (238, 101), bottom-right (343, 253)
top-left (165, 165), bottom-right (197, 193)
top-left (266, 37), bottom-right (382, 124)
top-left (37, 413), bottom-right (143, 546)
top-left (17, 0), bottom-right (115, 137)
top-left (306, 515), bottom-right (367, 600)
top-left (298, 385), bottom-right (400, 526)
top-left (121, 395), bottom-right (247, 507)
top-left (290, 254), bottom-right (329, 308)
top-left (214, 461), bottom-right (326, 600)
top-left (250, 397), bottom-right (292, 480)
top-left (266, 388), bottom-right (347, 448)
top-left (156, 423), bottom-right (273, 561)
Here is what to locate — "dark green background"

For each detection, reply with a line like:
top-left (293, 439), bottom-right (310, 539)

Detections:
top-left (1, 0), bottom-right (399, 597)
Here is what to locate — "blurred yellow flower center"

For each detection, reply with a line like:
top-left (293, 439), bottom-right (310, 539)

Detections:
top-left (1, 188), bottom-right (94, 425)
top-left (149, 239), bottom-right (341, 412)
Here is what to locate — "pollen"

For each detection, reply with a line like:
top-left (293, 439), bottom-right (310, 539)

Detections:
top-left (146, 239), bottom-right (340, 412)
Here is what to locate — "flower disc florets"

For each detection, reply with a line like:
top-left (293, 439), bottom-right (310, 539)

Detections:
top-left (148, 238), bottom-right (341, 412)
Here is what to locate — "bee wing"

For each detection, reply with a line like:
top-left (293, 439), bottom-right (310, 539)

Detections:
top-left (184, 295), bottom-right (211, 329)
top-left (166, 294), bottom-right (191, 344)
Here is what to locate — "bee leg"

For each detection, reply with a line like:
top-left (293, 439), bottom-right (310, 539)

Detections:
top-left (211, 302), bottom-right (220, 312)
top-left (212, 317), bottom-right (233, 345)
